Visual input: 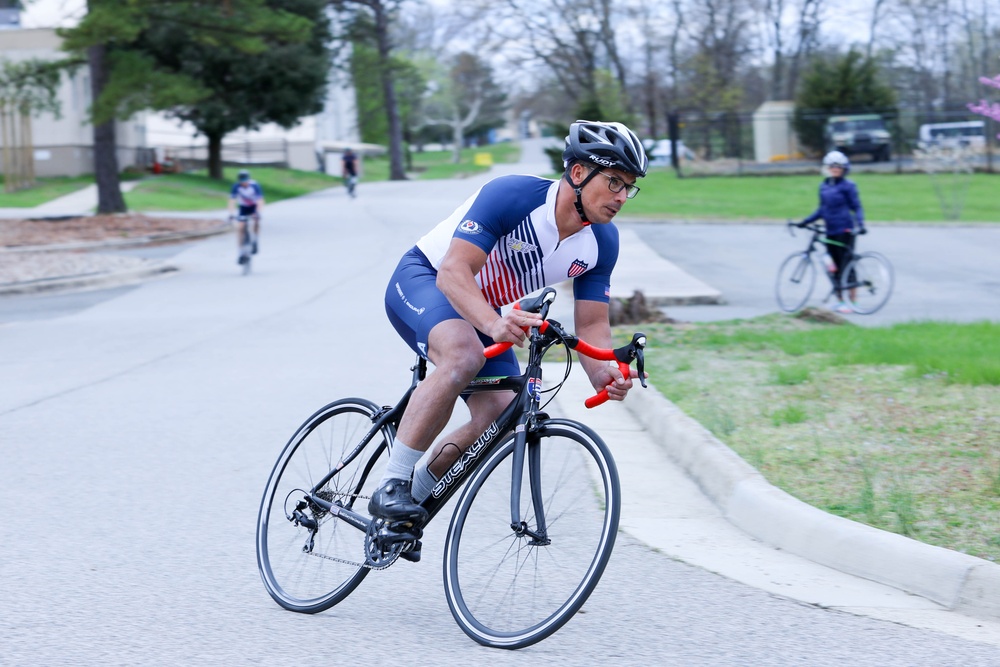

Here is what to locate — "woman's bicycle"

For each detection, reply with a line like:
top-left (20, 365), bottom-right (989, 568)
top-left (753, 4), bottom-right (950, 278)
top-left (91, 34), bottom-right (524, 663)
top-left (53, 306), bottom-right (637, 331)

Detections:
top-left (775, 221), bottom-right (894, 314)
top-left (255, 287), bottom-right (647, 649)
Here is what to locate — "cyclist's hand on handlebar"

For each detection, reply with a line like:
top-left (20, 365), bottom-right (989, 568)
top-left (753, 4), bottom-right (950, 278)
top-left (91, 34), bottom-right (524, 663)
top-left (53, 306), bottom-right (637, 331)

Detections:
top-left (857, 227), bottom-right (868, 235)
top-left (488, 309), bottom-right (543, 347)
top-left (592, 364), bottom-right (646, 402)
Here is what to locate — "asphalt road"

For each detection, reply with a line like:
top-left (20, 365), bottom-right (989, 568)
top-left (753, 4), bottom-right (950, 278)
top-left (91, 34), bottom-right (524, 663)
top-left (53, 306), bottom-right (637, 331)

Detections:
top-left (2, 180), bottom-right (999, 664)
top-left (626, 221), bottom-right (1000, 326)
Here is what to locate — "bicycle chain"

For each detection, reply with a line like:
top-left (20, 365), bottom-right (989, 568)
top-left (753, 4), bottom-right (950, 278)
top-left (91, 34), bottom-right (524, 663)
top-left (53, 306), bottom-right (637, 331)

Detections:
top-left (300, 491), bottom-right (400, 571)
top-left (304, 546), bottom-right (394, 570)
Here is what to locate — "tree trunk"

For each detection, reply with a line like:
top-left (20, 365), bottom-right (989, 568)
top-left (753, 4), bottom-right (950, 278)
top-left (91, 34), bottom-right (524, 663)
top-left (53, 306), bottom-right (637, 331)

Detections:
top-left (372, 0), bottom-right (406, 180)
top-left (88, 43), bottom-right (127, 214)
top-left (207, 132), bottom-right (224, 180)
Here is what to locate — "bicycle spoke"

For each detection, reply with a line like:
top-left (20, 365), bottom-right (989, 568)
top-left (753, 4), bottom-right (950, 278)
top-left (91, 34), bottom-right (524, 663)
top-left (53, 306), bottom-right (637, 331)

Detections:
top-left (842, 252), bottom-right (894, 315)
top-left (775, 253), bottom-right (816, 312)
top-left (443, 420), bottom-right (620, 649)
top-left (257, 399), bottom-right (391, 613)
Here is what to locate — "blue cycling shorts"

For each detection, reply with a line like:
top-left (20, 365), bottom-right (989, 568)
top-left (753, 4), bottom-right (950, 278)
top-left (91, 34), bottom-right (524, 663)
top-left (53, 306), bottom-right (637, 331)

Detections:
top-left (384, 247), bottom-right (519, 379)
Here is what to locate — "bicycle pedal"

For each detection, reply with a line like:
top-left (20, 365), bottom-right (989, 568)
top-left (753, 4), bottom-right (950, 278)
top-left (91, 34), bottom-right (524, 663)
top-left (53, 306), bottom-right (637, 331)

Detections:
top-left (377, 522), bottom-right (423, 545)
top-left (399, 540), bottom-right (422, 563)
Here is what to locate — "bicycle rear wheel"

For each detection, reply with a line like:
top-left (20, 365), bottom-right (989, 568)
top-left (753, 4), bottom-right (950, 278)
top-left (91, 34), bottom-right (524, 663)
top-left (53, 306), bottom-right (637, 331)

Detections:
top-left (775, 252), bottom-right (817, 312)
top-left (841, 251), bottom-right (894, 314)
top-left (256, 398), bottom-right (392, 613)
top-left (443, 418), bottom-right (620, 649)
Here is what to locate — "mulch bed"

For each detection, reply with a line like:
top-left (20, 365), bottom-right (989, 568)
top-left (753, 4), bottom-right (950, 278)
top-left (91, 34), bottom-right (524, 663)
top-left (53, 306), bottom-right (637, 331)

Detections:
top-left (0, 214), bottom-right (225, 248)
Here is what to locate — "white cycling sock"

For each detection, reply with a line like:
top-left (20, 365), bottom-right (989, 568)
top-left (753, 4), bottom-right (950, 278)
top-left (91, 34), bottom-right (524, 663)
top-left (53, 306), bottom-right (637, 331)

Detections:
top-left (411, 464), bottom-right (439, 503)
top-left (379, 440), bottom-right (424, 486)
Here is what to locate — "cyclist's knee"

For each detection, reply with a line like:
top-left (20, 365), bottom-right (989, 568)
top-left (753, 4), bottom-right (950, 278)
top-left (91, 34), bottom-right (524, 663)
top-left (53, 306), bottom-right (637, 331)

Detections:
top-left (432, 336), bottom-right (486, 385)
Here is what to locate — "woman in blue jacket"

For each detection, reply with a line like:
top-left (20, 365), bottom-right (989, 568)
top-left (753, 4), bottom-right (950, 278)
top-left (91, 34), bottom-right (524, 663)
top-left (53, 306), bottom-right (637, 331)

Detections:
top-left (798, 150), bottom-right (868, 313)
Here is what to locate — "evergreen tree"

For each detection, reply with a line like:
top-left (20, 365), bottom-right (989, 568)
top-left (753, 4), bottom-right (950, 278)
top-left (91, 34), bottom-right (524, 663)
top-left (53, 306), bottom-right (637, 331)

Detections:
top-left (135, 0), bottom-right (331, 179)
top-left (60, 0), bottom-right (324, 210)
top-left (793, 50), bottom-right (897, 155)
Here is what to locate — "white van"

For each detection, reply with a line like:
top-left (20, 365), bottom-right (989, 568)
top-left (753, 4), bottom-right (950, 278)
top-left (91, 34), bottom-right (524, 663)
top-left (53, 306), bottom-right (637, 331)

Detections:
top-left (918, 121), bottom-right (986, 149)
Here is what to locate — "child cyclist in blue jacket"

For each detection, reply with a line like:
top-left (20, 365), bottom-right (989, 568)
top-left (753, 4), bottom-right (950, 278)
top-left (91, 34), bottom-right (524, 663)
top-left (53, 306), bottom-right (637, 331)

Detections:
top-left (798, 150), bottom-right (868, 313)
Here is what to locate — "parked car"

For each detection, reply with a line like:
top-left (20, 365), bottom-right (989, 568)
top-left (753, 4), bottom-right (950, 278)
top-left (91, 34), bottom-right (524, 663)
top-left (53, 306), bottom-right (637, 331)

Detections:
top-left (824, 114), bottom-right (892, 162)
top-left (644, 138), bottom-right (696, 165)
top-left (918, 120), bottom-right (985, 150)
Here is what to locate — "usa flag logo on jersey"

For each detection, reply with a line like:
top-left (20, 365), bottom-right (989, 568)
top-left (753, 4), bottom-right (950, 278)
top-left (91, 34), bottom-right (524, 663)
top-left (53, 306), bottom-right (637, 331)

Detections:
top-left (567, 259), bottom-right (588, 278)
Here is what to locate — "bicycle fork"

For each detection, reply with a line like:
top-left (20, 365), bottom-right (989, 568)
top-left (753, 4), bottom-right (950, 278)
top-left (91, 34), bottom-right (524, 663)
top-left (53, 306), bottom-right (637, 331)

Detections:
top-left (508, 419), bottom-right (550, 546)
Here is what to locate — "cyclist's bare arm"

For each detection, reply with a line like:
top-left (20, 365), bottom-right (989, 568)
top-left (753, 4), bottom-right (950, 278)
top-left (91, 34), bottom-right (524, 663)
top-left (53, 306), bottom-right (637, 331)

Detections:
top-left (437, 237), bottom-right (543, 346)
top-left (574, 298), bottom-right (636, 400)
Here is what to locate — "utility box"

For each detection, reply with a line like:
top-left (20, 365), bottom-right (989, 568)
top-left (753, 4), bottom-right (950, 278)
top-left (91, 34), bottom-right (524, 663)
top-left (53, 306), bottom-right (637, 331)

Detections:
top-left (753, 101), bottom-right (801, 163)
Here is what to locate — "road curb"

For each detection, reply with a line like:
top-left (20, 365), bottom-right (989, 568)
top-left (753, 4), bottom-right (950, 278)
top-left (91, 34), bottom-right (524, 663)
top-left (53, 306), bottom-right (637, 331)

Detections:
top-left (0, 260), bottom-right (178, 296)
top-left (625, 382), bottom-right (1000, 623)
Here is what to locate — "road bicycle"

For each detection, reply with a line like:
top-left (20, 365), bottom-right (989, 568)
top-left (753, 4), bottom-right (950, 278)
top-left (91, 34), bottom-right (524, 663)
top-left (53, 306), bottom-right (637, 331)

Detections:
top-left (345, 174), bottom-right (357, 198)
top-left (234, 214), bottom-right (258, 275)
top-left (775, 221), bottom-right (894, 314)
top-left (255, 287), bottom-right (647, 649)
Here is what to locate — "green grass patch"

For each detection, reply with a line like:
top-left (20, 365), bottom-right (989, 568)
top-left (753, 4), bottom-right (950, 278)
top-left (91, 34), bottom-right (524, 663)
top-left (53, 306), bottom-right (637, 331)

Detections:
top-left (770, 404), bottom-right (808, 426)
top-left (621, 315), bottom-right (1000, 562)
top-left (620, 169), bottom-right (1000, 223)
top-left (362, 142), bottom-right (520, 181)
top-left (124, 166), bottom-right (341, 211)
top-left (671, 319), bottom-right (1000, 386)
top-left (0, 175), bottom-right (95, 208)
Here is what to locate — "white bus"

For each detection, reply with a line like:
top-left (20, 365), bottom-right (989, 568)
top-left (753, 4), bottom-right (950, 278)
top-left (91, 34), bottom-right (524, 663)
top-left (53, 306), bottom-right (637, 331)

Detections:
top-left (918, 120), bottom-right (986, 149)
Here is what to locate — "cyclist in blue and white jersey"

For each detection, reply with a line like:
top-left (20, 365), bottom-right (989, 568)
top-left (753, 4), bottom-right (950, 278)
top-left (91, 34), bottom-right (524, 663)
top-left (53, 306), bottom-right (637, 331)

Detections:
top-left (370, 120), bottom-right (650, 553)
top-left (228, 169), bottom-right (265, 258)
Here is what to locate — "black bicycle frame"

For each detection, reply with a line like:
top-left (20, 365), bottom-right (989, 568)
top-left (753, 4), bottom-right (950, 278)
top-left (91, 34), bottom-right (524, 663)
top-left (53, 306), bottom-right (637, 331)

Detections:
top-left (302, 328), bottom-right (559, 541)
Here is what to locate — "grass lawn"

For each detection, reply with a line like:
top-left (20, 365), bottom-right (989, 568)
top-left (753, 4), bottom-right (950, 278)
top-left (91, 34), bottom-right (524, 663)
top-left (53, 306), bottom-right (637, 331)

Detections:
top-left (363, 142), bottom-right (521, 181)
top-left (626, 315), bottom-right (1000, 562)
top-left (124, 166), bottom-right (341, 211)
top-left (620, 169), bottom-right (1000, 223)
top-left (0, 176), bottom-right (96, 208)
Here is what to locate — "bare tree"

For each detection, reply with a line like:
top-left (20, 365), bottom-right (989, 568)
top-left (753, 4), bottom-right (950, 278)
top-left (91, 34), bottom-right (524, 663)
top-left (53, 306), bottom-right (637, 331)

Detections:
top-left (420, 53), bottom-right (501, 163)
top-left (333, 0), bottom-right (407, 180)
top-left (761, 0), bottom-right (824, 100)
top-left (498, 0), bottom-right (632, 114)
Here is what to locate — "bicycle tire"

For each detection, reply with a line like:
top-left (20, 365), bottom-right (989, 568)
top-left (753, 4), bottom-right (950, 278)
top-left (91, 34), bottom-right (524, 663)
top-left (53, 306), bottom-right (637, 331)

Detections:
top-left (841, 251), bottom-right (894, 315)
top-left (240, 226), bottom-right (252, 275)
top-left (775, 252), bottom-right (817, 313)
top-left (442, 418), bottom-right (620, 649)
top-left (256, 397), bottom-right (393, 613)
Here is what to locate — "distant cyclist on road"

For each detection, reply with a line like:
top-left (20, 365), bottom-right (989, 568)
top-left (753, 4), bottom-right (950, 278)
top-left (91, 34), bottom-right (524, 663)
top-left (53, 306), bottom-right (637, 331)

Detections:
top-left (797, 150), bottom-right (867, 313)
top-left (342, 147), bottom-right (359, 198)
top-left (228, 169), bottom-right (265, 260)
top-left (368, 120), bottom-right (650, 560)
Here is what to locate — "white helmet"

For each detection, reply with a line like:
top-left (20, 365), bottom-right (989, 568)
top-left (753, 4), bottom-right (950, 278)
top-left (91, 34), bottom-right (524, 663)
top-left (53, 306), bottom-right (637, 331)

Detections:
top-left (822, 151), bottom-right (850, 169)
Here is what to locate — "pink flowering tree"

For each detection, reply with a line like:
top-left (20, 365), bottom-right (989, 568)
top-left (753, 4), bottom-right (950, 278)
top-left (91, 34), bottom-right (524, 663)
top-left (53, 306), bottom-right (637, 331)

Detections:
top-left (968, 74), bottom-right (1000, 139)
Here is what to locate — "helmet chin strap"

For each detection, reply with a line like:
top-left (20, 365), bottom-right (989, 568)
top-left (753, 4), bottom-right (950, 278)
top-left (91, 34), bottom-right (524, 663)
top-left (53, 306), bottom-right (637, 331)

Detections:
top-left (563, 168), bottom-right (602, 226)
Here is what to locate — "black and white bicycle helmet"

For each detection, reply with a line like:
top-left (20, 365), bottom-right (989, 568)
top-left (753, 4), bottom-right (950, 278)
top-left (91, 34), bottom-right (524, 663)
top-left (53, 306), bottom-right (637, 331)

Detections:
top-left (563, 120), bottom-right (648, 177)
top-left (562, 120), bottom-right (648, 224)
top-left (822, 150), bottom-right (850, 172)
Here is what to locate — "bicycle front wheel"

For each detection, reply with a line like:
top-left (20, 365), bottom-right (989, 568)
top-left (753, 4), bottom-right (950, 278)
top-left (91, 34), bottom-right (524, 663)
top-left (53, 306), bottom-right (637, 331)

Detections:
top-left (775, 252), bottom-right (817, 312)
top-left (443, 419), bottom-right (620, 649)
top-left (841, 251), bottom-right (894, 314)
top-left (256, 398), bottom-right (392, 614)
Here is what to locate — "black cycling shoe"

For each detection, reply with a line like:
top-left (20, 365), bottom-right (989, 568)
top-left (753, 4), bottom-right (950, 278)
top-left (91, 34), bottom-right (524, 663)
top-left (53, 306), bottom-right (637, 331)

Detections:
top-left (368, 479), bottom-right (428, 524)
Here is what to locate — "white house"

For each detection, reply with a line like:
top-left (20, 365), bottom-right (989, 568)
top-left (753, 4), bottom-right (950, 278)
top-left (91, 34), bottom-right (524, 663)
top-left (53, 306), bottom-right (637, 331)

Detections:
top-left (0, 27), bottom-right (148, 177)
